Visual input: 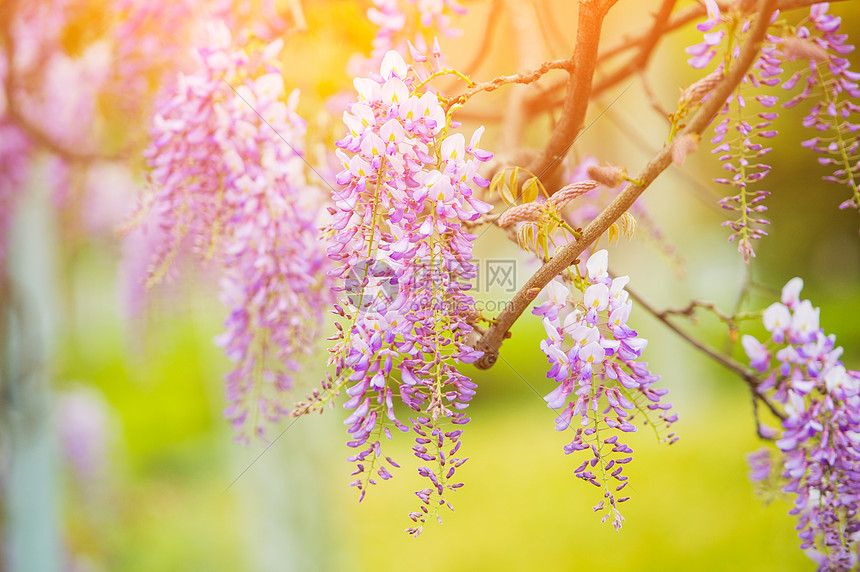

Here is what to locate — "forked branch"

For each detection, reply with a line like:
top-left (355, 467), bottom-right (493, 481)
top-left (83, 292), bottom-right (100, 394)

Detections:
top-left (473, 0), bottom-right (779, 369)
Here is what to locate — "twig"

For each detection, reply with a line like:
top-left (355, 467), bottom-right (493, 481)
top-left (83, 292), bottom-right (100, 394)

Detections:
top-left (751, 392), bottom-right (778, 441)
top-left (439, 0), bottom-right (503, 94)
top-left (473, 0), bottom-right (778, 369)
top-left (447, 58), bottom-right (573, 109)
top-left (599, 104), bottom-right (724, 213)
top-left (499, 0), bottom-right (548, 152)
top-left (537, 0), bottom-right (574, 57)
top-left (638, 70), bottom-right (672, 121)
top-left (591, 0), bottom-right (677, 103)
top-left (286, 0), bottom-right (308, 32)
top-left (658, 299), bottom-right (759, 328)
top-left (626, 286), bottom-right (787, 422)
top-left (461, 0), bottom-right (502, 76)
top-left (597, 2), bottom-right (700, 64)
top-left (533, 0), bottom-right (561, 59)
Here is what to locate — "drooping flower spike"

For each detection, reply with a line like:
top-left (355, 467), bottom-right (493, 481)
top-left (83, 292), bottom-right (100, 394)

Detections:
top-left (743, 278), bottom-right (860, 570)
top-left (534, 249), bottom-right (677, 531)
top-left (296, 47), bottom-right (492, 534)
top-left (138, 23), bottom-right (332, 442)
top-left (683, 3), bottom-right (860, 258)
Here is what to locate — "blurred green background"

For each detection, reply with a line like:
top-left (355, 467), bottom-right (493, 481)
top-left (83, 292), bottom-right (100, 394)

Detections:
top-left (3, 1), bottom-right (860, 571)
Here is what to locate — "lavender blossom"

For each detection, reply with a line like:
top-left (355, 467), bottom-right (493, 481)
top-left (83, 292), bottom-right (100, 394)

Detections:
top-left (682, 5), bottom-right (786, 262)
top-left (742, 278), bottom-right (860, 570)
top-left (533, 249), bottom-right (677, 531)
top-left (782, 5), bottom-right (860, 211)
top-left (306, 48), bottom-right (491, 534)
top-left (137, 23), bottom-right (331, 441)
top-left (359, 0), bottom-right (466, 73)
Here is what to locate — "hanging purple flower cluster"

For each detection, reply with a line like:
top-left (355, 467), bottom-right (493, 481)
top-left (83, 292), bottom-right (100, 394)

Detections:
top-left (781, 4), bottom-right (860, 211)
top-left (312, 48), bottom-right (492, 534)
top-left (686, 1), bottom-right (781, 262)
top-left (685, 0), bottom-right (724, 70)
top-left (685, 2), bottom-right (860, 256)
top-left (139, 22), bottom-right (331, 441)
top-left (742, 278), bottom-right (860, 570)
top-left (533, 249), bottom-right (677, 531)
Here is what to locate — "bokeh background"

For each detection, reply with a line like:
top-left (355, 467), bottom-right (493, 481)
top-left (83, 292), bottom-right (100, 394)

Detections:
top-left (2, 1), bottom-right (859, 570)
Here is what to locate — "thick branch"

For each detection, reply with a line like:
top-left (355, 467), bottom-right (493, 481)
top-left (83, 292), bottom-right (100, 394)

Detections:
top-left (525, 0), bottom-right (613, 186)
top-left (474, 0), bottom-right (778, 369)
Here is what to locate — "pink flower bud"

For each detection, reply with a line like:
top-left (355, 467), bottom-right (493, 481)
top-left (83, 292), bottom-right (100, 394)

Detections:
top-left (587, 164), bottom-right (626, 188)
top-left (497, 202), bottom-right (542, 227)
top-left (671, 133), bottom-right (700, 166)
top-left (548, 180), bottom-right (599, 210)
top-left (678, 68), bottom-right (725, 107)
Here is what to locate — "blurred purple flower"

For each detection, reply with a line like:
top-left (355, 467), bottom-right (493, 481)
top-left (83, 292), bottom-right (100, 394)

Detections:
top-left (135, 23), bottom-right (332, 441)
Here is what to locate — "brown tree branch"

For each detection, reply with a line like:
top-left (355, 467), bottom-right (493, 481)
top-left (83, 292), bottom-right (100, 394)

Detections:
top-left (473, 0), bottom-right (779, 370)
top-left (525, 0), bottom-right (852, 114)
top-left (588, 0), bottom-right (677, 102)
top-left (525, 0), bottom-right (615, 187)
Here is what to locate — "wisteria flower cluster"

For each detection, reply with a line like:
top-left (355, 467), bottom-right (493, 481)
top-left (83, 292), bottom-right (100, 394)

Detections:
top-left (685, 2), bottom-right (860, 259)
top-left (686, 1), bottom-right (780, 262)
top-left (533, 249), bottom-right (677, 531)
top-left (293, 48), bottom-right (492, 535)
top-left (8, 0), bottom-right (858, 561)
top-left (137, 22), bottom-right (331, 441)
top-left (109, 0), bottom-right (198, 118)
top-left (743, 278), bottom-right (860, 570)
top-left (782, 4), bottom-right (860, 212)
